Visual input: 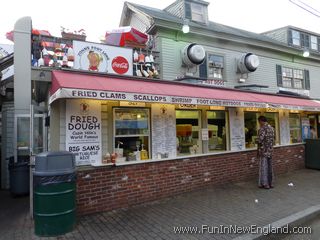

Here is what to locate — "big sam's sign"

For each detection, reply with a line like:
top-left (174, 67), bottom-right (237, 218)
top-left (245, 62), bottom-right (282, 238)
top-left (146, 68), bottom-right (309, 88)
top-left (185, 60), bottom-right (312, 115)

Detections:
top-left (73, 40), bottom-right (133, 75)
top-left (66, 99), bottom-right (102, 166)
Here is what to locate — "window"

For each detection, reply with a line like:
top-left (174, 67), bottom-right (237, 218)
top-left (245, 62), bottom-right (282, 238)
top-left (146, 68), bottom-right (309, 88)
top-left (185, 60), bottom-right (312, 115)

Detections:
top-left (289, 113), bottom-right (302, 143)
top-left (281, 67), bottom-right (304, 89)
top-left (208, 54), bottom-right (224, 79)
top-left (114, 108), bottom-right (150, 161)
top-left (291, 30), bottom-right (301, 46)
top-left (300, 33), bottom-right (310, 48)
top-left (311, 36), bottom-right (318, 50)
top-left (244, 112), bottom-right (258, 148)
top-left (207, 111), bottom-right (227, 151)
top-left (191, 3), bottom-right (205, 22)
top-left (264, 112), bottom-right (280, 145)
top-left (244, 112), bottom-right (279, 148)
top-left (176, 110), bottom-right (201, 155)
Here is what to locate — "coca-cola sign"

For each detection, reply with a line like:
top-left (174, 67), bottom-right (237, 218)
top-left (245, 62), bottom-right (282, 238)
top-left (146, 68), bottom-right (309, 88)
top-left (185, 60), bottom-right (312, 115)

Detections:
top-left (112, 56), bottom-right (129, 74)
top-left (73, 41), bottom-right (133, 76)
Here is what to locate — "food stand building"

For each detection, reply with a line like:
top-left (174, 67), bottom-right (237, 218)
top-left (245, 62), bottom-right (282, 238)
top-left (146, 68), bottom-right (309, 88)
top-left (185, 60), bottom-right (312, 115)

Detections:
top-left (2, 0), bottom-right (320, 215)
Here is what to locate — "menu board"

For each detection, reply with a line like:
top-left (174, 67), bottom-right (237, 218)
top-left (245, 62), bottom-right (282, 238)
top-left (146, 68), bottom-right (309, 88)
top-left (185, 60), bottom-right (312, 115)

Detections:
top-left (66, 99), bottom-right (102, 165)
top-left (279, 110), bottom-right (290, 145)
top-left (229, 108), bottom-right (245, 151)
top-left (151, 104), bottom-right (176, 159)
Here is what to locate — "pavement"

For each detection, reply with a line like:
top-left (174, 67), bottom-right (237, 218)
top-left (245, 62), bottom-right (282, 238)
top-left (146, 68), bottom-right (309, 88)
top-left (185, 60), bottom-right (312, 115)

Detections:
top-left (0, 168), bottom-right (320, 240)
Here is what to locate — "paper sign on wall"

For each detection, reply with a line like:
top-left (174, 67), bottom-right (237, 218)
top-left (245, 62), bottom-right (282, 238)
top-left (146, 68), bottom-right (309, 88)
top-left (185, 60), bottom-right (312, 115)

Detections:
top-left (229, 108), bottom-right (245, 151)
top-left (201, 129), bottom-right (209, 141)
top-left (66, 99), bottom-right (102, 165)
top-left (73, 40), bottom-right (133, 75)
top-left (301, 118), bottom-right (311, 141)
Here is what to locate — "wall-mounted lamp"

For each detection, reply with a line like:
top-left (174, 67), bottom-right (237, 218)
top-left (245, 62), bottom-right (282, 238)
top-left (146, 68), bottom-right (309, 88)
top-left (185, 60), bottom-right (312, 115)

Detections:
top-left (182, 19), bottom-right (190, 34)
top-left (303, 49), bottom-right (310, 57)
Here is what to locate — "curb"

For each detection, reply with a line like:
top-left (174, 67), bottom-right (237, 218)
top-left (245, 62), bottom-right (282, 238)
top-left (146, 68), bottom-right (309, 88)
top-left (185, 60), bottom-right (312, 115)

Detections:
top-left (232, 204), bottom-right (320, 240)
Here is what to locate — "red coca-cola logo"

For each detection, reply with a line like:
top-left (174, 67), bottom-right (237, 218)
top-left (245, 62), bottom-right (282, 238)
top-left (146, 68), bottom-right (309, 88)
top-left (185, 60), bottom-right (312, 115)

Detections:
top-left (112, 56), bottom-right (129, 74)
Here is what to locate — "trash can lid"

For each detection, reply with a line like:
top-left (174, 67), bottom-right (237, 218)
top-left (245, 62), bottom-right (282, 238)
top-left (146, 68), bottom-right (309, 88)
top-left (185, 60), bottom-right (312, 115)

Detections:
top-left (35, 151), bottom-right (75, 175)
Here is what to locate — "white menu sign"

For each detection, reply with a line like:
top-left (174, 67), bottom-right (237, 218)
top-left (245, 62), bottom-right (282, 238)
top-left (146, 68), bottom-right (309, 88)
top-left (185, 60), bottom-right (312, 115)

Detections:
top-left (66, 99), bottom-right (102, 165)
top-left (229, 108), bottom-right (245, 151)
top-left (151, 104), bottom-right (177, 159)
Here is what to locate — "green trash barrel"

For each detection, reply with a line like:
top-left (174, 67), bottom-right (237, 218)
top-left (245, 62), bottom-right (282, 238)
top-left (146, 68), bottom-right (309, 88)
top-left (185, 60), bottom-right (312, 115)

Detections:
top-left (305, 139), bottom-right (320, 170)
top-left (33, 151), bottom-right (76, 237)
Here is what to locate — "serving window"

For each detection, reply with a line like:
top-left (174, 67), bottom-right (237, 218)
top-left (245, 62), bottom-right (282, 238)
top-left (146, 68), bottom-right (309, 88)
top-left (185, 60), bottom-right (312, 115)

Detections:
top-left (114, 108), bottom-right (150, 161)
top-left (289, 113), bottom-right (302, 143)
top-left (244, 111), bottom-right (279, 148)
top-left (264, 112), bottom-right (280, 145)
top-left (176, 110), bottom-right (201, 155)
top-left (244, 112), bottom-right (259, 148)
top-left (207, 110), bottom-right (227, 151)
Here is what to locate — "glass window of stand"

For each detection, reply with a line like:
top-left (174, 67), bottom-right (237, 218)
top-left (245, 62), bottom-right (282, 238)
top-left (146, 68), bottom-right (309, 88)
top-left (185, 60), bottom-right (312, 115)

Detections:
top-left (245, 111), bottom-right (280, 148)
top-left (289, 113), bottom-right (302, 143)
top-left (176, 110), bottom-right (201, 155)
top-left (207, 110), bottom-right (227, 151)
top-left (244, 112), bottom-right (259, 148)
top-left (264, 112), bottom-right (280, 145)
top-left (114, 108), bottom-right (150, 161)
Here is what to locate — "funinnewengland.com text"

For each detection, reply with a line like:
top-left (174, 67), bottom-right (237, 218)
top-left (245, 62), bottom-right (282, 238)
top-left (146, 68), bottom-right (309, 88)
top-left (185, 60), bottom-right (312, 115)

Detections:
top-left (173, 224), bottom-right (312, 236)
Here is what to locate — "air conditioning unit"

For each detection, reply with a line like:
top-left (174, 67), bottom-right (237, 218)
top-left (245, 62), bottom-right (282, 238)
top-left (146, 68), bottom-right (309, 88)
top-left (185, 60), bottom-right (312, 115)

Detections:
top-left (213, 62), bottom-right (223, 68)
top-left (237, 53), bottom-right (260, 74)
top-left (182, 43), bottom-right (206, 67)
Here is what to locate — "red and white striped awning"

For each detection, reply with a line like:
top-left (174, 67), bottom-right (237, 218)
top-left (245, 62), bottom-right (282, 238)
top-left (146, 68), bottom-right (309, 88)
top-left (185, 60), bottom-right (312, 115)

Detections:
top-left (49, 70), bottom-right (320, 111)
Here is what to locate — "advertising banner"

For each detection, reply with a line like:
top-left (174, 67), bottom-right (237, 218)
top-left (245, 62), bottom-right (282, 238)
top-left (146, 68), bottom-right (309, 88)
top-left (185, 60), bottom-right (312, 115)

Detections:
top-left (73, 40), bottom-right (133, 75)
top-left (66, 99), bottom-right (102, 165)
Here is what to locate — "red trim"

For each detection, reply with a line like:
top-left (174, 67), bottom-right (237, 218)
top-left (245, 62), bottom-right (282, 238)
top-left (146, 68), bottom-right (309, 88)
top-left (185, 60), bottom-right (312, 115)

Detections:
top-left (50, 70), bottom-right (320, 108)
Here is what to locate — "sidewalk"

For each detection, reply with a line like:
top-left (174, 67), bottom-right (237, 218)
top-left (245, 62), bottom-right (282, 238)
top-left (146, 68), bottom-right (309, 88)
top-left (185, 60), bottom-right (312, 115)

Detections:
top-left (1, 169), bottom-right (320, 240)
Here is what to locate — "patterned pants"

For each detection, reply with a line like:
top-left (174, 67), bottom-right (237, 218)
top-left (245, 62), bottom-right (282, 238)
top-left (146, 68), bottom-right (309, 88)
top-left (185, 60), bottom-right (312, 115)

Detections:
top-left (259, 156), bottom-right (274, 187)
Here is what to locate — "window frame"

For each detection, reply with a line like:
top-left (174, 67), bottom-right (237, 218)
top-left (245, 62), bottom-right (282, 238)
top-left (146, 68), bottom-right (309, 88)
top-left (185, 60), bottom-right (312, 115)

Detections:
top-left (310, 35), bottom-right (318, 51)
top-left (281, 66), bottom-right (304, 89)
top-left (190, 2), bottom-right (206, 23)
top-left (175, 109), bottom-right (202, 156)
top-left (291, 30), bottom-right (301, 46)
top-left (113, 107), bottom-right (151, 160)
top-left (244, 111), bottom-right (280, 149)
top-left (206, 110), bottom-right (229, 152)
top-left (206, 52), bottom-right (225, 80)
top-left (289, 113), bottom-right (302, 143)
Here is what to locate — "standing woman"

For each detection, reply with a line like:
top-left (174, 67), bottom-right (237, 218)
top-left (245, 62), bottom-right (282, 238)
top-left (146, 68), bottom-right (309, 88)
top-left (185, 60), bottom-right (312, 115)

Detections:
top-left (257, 116), bottom-right (275, 189)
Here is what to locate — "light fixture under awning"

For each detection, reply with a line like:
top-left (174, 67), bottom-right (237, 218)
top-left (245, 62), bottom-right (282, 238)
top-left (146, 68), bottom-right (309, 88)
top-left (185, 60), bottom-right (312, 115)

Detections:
top-left (50, 70), bottom-right (320, 112)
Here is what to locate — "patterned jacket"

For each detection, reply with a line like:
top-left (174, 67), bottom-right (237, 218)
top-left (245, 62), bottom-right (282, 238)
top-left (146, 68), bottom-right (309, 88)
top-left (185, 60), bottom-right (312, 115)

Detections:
top-left (257, 123), bottom-right (275, 158)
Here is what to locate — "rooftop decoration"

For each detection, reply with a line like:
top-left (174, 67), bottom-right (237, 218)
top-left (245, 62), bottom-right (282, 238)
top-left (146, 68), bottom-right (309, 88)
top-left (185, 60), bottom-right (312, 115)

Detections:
top-left (61, 27), bottom-right (86, 41)
top-left (104, 26), bottom-right (148, 48)
top-left (5, 29), bottom-right (51, 41)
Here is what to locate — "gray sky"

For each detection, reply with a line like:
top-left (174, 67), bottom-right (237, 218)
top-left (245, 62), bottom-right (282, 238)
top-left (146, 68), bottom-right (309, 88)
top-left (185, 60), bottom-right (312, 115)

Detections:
top-left (1, 0), bottom-right (320, 44)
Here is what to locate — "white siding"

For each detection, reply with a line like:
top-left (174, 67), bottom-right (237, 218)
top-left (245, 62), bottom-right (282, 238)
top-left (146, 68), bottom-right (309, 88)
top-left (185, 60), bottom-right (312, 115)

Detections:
top-left (129, 13), bottom-right (151, 33)
top-left (160, 37), bottom-right (320, 97)
top-left (101, 104), bottom-right (108, 157)
top-left (263, 28), bottom-right (288, 44)
top-left (59, 99), bottom-right (66, 151)
top-left (1, 102), bottom-right (14, 189)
